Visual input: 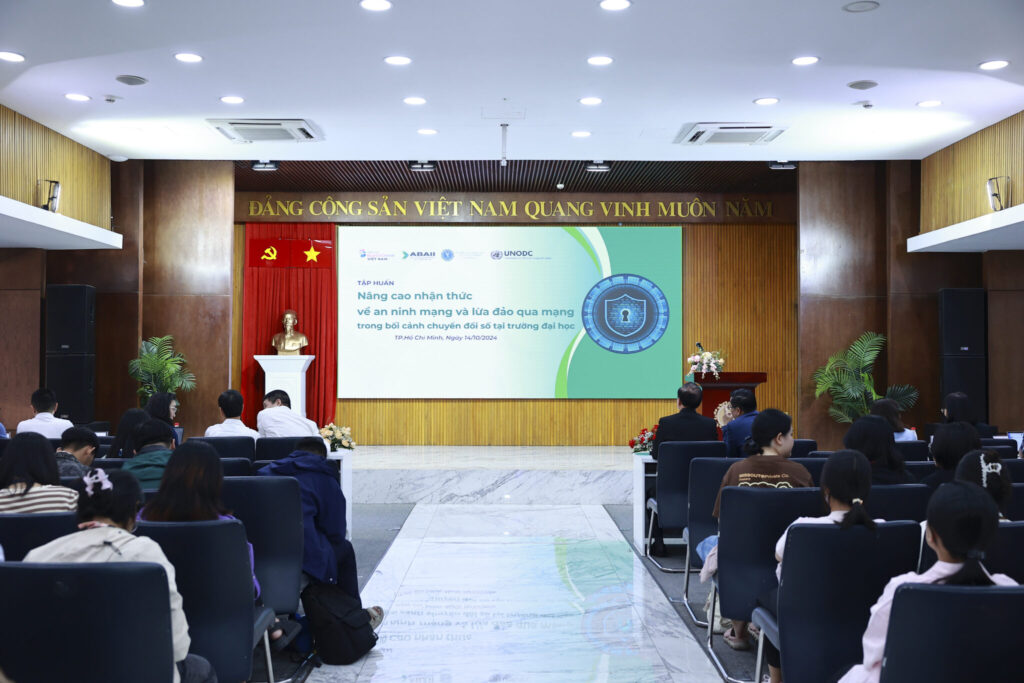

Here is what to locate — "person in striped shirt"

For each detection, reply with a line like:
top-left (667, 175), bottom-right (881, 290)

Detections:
top-left (0, 432), bottom-right (77, 513)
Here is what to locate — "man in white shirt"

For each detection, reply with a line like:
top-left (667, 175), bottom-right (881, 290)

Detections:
top-left (205, 389), bottom-right (259, 440)
top-left (16, 388), bottom-right (74, 438)
top-left (257, 390), bottom-right (319, 438)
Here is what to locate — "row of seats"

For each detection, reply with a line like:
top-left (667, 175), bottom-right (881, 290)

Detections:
top-left (0, 476), bottom-right (304, 683)
top-left (0, 435), bottom-right (318, 462)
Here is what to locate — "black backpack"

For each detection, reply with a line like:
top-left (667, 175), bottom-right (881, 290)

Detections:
top-left (300, 582), bottom-right (378, 664)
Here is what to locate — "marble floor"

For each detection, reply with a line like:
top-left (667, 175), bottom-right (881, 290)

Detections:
top-left (308, 504), bottom-right (719, 683)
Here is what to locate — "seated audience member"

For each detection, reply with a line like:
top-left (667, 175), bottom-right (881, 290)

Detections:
top-left (956, 449), bottom-right (1013, 519)
top-left (108, 408), bottom-right (150, 459)
top-left (0, 432), bottom-right (78, 513)
top-left (650, 383), bottom-right (719, 460)
top-left (843, 415), bottom-right (915, 484)
top-left (838, 481), bottom-right (1017, 683)
top-left (722, 388), bottom-right (759, 459)
top-left (257, 390), bottom-right (319, 438)
top-left (759, 450), bottom-right (883, 683)
top-left (921, 422), bottom-right (980, 489)
top-left (257, 436), bottom-right (383, 630)
top-left (145, 392), bottom-right (181, 446)
top-left (56, 426), bottom-right (100, 478)
top-left (0, 420), bottom-right (7, 438)
top-left (205, 389), bottom-right (259, 440)
top-left (711, 409), bottom-right (812, 651)
top-left (869, 398), bottom-right (917, 442)
top-left (941, 391), bottom-right (996, 438)
top-left (122, 420), bottom-right (176, 490)
top-left (24, 469), bottom-right (216, 683)
top-left (15, 388), bottom-right (74, 438)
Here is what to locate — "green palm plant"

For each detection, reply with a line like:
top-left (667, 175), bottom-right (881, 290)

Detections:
top-left (812, 331), bottom-right (918, 424)
top-left (128, 335), bottom-right (197, 402)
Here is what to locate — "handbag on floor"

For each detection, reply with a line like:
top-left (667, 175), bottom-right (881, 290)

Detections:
top-left (300, 582), bottom-right (378, 664)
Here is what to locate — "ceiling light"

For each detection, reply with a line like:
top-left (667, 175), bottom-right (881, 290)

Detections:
top-left (174, 53), bottom-right (202, 63)
top-left (384, 55), bottom-right (411, 66)
top-left (108, 155), bottom-right (129, 162)
top-left (360, 0), bottom-right (392, 10)
top-left (112, 0), bottom-right (145, 6)
top-left (409, 161), bottom-right (435, 172)
top-left (917, 100), bottom-right (942, 108)
top-left (587, 56), bottom-right (613, 66)
top-left (116, 75), bottom-right (148, 86)
top-left (220, 95), bottom-right (244, 104)
top-left (0, 51), bottom-right (25, 63)
top-left (251, 160), bottom-right (279, 172)
top-left (847, 80), bottom-right (878, 90)
top-left (599, 0), bottom-right (631, 10)
top-left (979, 60), bottom-right (1010, 71)
top-left (754, 97), bottom-right (780, 105)
top-left (417, 128), bottom-right (437, 135)
top-left (586, 161), bottom-right (611, 172)
top-left (403, 96), bottom-right (426, 105)
top-left (842, 1), bottom-right (880, 12)
top-left (579, 96), bottom-right (602, 106)
top-left (65, 93), bottom-right (91, 102)
top-left (791, 56), bottom-right (819, 66)
top-left (571, 131), bottom-right (591, 138)
top-left (768, 161), bottom-right (797, 170)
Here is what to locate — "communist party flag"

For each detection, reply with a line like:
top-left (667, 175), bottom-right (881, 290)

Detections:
top-left (247, 239), bottom-right (332, 268)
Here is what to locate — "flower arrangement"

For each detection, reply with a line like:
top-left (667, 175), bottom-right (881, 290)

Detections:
top-left (688, 349), bottom-right (725, 379)
top-left (629, 424), bottom-right (658, 453)
top-left (320, 423), bottom-right (356, 451)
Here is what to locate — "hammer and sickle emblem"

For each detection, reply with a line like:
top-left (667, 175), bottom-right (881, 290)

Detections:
top-left (261, 246), bottom-right (278, 261)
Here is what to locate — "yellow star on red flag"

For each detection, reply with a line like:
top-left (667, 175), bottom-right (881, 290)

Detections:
top-left (303, 244), bottom-right (321, 262)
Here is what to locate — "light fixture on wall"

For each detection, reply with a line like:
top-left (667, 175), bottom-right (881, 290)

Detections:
top-left (251, 160), bottom-right (278, 172)
top-left (986, 176), bottom-right (1010, 212)
top-left (768, 161), bottom-right (796, 170)
top-left (38, 179), bottom-right (61, 212)
top-left (585, 161), bottom-right (611, 172)
top-left (409, 160), bottom-right (435, 172)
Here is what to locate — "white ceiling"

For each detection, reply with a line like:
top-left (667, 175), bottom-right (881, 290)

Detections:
top-left (1, 0), bottom-right (1023, 162)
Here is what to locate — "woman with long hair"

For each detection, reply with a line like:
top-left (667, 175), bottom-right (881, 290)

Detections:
top-left (144, 392), bottom-right (180, 445)
top-left (869, 398), bottom-right (917, 442)
top-left (843, 415), bottom-right (914, 484)
top-left (108, 408), bottom-right (151, 459)
top-left (0, 432), bottom-right (77, 513)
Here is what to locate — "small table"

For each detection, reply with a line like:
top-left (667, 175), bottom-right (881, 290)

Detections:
top-left (325, 450), bottom-right (353, 540)
top-left (632, 453), bottom-right (655, 554)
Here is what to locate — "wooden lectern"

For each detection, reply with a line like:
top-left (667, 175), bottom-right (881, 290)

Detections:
top-left (694, 372), bottom-right (768, 420)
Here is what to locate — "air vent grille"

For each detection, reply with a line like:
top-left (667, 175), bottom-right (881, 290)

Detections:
top-left (674, 122), bottom-right (787, 146)
top-left (207, 118), bottom-right (322, 143)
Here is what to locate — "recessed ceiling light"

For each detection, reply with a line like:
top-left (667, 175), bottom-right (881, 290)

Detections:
top-left (579, 96), bottom-right (602, 106)
top-left (917, 100), bottom-right (942, 108)
top-left (587, 56), bottom-right (613, 66)
top-left (417, 128), bottom-right (437, 135)
top-left (65, 93), bottom-right (91, 102)
top-left (571, 131), bottom-right (592, 138)
top-left (599, 0), bottom-right (631, 10)
top-left (586, 161), bottom-right (611, 172)
top-left (979, 60), bottom-right (1010, 71)
top-left (251, 160), bottom-right (279, 172)
top-left (842, 1), bottom-right (880, 12)
top-left (409, 161), bottom-right (436, 172)
top-left (384, 55), bottom-right (411, 66)
top-left (847, 80), bottom-right (878, 90)
top-left (112, 0), bottom-right (144, 6)
top-left (360, 0), bottom-right (392, 10)
top-left (108, 155), bottom-right (129, 162)
top-left (174, 53), bottom-right (202, 63)
top-left (792, 56), bottom-right (819, 66)
top-left (0, 51), bottom-right (25, 63)
top-left (754, 97), bottom-right (780, 105)
top-left (220, 95), bottom-right (244, 104)
top-left (403, 96), bottom-right (426, 105)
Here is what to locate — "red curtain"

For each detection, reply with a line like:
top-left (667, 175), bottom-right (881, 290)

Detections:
top-left (241, 223), bottom-right (337, 428)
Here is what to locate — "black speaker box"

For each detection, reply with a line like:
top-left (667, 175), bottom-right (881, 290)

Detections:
top-left (45, 354), bottom-right (95, 424)
top-left (45, 284), bottom-right (96, 355)
top-left (941, 355), bottom-right (988, 423)
top-left (939, 288), bottom-right (986, 356)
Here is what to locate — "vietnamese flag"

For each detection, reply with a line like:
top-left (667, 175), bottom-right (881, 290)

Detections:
top-left (247, 238), bottom-right (292, 268)
top-left (290, 239), bottom-right (333, 269)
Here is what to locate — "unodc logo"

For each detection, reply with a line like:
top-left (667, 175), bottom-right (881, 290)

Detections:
top-left (441, 249), bottom-right (455, 261)
top-left (581, 274), bottom-right (669, 354)
top-left (490, 250), bottom-right (503, 260)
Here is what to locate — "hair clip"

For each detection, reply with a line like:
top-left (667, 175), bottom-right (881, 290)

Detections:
top-left (851, 497), bottom-right (864, 505)
top-left (981, 460), bottom-right (1002, 488)
top-left (83, 469), bottom-right (113, 497)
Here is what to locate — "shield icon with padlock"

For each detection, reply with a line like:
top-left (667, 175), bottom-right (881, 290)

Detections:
top-left (604, 294), bottom-right (646, 338)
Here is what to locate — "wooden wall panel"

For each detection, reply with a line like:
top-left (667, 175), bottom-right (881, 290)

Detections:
top-left (921, 110), bottom-right (1024, 233)
top-left (0, 104), bottom-right (111, 229)
top-left (0, 250), bottom-right (45, 429)
top-left (984, 251), bottom-right (1024, 431)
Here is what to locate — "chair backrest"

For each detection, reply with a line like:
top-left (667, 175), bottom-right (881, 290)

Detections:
top-left (92, 458), bottom-right (124, 469)
top-left (48, 438), bottom-right (62, 450)
top-left (0, 439), bottom-right (7, 458)
top-left (987, 445), bottom-right (1017, 462)
top-left (919, 520), bottom-right (1024, 582)
top-left (717, 487), bottom-right (823, 620)
top-left (904, 460), bottom-right (934, 482)
top-left (880, 584), bottom-right (1024, 682)
top-left (981, 438), bottom-right (1017, 451)
top-left (97, 444), bottom-right (111, 458)
top-left (865, 484), bottom-right (931, 522)
top-left (1009, 483), bottom-right (1024, 521)
top-left (0, 562), bottom-right (174, 683)
top-left (256, 436), bottom-right (306, 461)
top-left (136, 519), bottom-right (255, 682)
top-left (189, 436), bottom-right (257, 462)
top-left (1005, 460), bottom-right (1024, 483)
top-left (222, 476), bottom-right (304, 613)
top-left (61, 476), bottom-right (86, 492)
top-left (789, 458), bottom-right (826, 486)
top-left (0, 512), bottom-right (78, 561)
top-left (687, 457), bottom-right (737, 567)
top-left (807, 450), bottom-right (833, 458)
top-left (893, 440), bottom-right (930, 462)
top-left (220, 457), bottom-right (252, 477)
top-left (779, 522), bottom-right (921, 683)
top-left (655, 441), bottom-right (725, 529)
top-left (790, 439), bottom-right (818, 459)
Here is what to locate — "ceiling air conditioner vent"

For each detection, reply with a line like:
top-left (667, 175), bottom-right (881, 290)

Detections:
top-left (207, 119), bottom-right (323, 143)
top-left (674, 122), bottom-right (787, 146)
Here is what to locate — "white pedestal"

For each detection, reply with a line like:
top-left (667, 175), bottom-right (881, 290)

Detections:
top-left (327, 450), bottom-right (353, 540)
top-left (633, 453), bottom-right (654, 554)
top-left (255, 355), bottom-right (314, 418)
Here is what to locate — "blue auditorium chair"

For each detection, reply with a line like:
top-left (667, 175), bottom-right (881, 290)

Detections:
top-left (790, 439), bottom-right (817, 459)
top-left (0, 512), bottom-right (78, 561)
top-left (919, 521), bottom-right (1024, 583)
top-left (220, 457), bottom-right (253, 476)
top-left (866, 484), bottom-right (931, 522)
top-left (789, 458), bottom-right (825, 486)
top-left (189, 435), bottom-right (257, 461)
top-left (893, 440), bottom-right (930, 462)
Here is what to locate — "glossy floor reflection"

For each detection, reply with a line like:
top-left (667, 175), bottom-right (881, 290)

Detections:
top-left (308, 504), bottom-right (719, 682)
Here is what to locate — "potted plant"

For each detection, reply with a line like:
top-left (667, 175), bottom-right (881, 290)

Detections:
top-left (812, 331), bottom-right (918, 423)
top-left (128, 335), bottom-right (197, 403)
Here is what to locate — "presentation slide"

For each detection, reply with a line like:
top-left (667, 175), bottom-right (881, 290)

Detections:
top-left (337, 225), bottom-right (682, 398)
